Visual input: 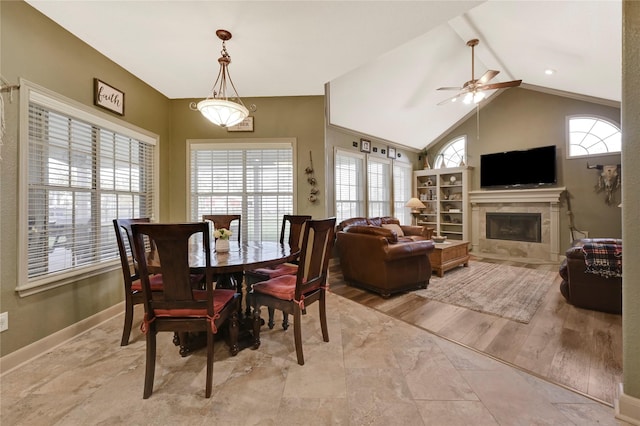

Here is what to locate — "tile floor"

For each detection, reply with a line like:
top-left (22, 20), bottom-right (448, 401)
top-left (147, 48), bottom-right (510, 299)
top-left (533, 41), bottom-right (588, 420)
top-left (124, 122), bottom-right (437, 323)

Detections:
top-left (0, 293), bottom-right (627, 425)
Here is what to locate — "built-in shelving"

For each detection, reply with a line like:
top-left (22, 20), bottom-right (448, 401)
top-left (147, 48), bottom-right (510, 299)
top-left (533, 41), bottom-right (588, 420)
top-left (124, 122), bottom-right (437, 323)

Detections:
top-left (413, 166), bottom-right (472, 241)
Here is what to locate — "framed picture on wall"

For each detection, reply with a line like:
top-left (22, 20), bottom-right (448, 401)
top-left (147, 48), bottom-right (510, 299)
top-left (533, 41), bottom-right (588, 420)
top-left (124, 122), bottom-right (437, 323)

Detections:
top-left (388, 147), bottom-right (396, 159)
top-left (360, 139), bottom-right (371, 153)
top-left (93, 78), bottom-right (124, 116)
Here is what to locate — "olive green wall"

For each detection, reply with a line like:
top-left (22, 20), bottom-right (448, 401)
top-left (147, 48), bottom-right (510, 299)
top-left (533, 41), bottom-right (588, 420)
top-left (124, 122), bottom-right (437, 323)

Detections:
top-left (0, 1), bottom-right (327, 358)
top-left (0, 1), bottom-right (171, 357)
top-left (325, 125), bottom-right (419, 219)
top-left (168, 97), bottom-right (326, 222)
top-left (425, 87), bottom-right (622, 250)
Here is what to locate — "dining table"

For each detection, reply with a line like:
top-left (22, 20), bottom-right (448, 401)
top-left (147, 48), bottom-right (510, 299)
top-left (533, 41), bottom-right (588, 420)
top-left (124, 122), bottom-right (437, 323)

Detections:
top-left (148, 239), bottom-right (299, 355)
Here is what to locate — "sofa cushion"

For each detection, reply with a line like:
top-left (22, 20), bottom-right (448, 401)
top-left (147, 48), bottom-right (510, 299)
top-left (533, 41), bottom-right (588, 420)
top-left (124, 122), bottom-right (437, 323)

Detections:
top-left (382, 223), bottom-right (404, 237)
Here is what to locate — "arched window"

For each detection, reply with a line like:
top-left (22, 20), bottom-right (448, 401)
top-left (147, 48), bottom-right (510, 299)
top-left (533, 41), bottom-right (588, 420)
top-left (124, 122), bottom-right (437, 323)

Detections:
top-left (434, 136), bottom-right (466, 168)
top-left (567, 116), bottom-right (621, 158)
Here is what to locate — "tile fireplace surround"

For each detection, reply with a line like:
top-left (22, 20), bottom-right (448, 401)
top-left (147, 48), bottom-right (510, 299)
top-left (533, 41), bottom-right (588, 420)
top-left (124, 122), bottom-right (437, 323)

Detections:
top-left (469, 187), bottom-right (566, 261)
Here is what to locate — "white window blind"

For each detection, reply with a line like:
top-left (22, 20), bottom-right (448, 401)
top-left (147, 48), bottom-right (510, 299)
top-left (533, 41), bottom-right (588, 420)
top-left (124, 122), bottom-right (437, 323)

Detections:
top-left (334, 149), bottom-right (365, 223)
top-left (19, 82), bottom-right (157, 293)
top-left (190, 141), bottom-right (294, 242)
top-left (367, 157), bottom-right (391, 217)
top-left (393, 162), bottom-right (413, 225)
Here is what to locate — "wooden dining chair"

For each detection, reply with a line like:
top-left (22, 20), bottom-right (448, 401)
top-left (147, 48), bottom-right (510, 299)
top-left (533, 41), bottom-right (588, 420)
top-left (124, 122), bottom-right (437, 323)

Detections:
top-left (131, 222), bottom-right (240, 399)
top-left (250, 217), bottom-right (336, 365)
top-left (202, 214), bottom-right (241, 243)
top-left (245, 214), bottom-right (311, 329)
top-left (113, 218), bottom-right (164, 346)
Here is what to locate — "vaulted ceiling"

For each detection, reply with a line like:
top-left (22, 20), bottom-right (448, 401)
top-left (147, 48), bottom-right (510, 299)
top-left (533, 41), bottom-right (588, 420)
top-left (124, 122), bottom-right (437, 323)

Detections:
top-left (26, 0), bottom-right (621, 151)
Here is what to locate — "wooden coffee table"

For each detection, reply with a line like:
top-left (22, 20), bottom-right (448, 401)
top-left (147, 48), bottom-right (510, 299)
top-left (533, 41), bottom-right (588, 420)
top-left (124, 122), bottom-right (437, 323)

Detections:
top-left (429, 240), bottom-right (470, 277)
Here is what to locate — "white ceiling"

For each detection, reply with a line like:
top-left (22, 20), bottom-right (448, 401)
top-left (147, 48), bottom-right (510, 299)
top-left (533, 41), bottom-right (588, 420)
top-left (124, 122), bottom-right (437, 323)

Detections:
top-left (26, 0), bottom-right (621, 151)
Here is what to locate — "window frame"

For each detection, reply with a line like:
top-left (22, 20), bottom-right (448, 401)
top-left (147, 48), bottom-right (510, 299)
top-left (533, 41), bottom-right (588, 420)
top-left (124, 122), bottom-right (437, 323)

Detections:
top-left (565, 115), bottom-right (621, 159)
top-left (434, 135), bottom-right (466, 169)
top-left (334, 147), bottom-right (412, 224)
top-left (17, 79), bottom-right (159, 296)
top-left (187, 138), bottom-right (297, 243)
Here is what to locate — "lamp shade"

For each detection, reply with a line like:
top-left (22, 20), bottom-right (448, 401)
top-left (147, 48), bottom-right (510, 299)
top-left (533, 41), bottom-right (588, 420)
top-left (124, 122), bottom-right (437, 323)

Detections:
top-left (197, 99), bottom-right (249, 127)
top-left (405, 197), bottom-right (426, 211)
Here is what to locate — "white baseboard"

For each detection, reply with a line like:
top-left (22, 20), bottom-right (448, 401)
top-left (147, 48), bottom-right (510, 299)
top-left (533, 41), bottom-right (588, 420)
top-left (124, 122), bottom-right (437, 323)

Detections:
top-left (0, 302), bottom-right (124, 376)
top-left (616, 383), bottom-right (640, 425)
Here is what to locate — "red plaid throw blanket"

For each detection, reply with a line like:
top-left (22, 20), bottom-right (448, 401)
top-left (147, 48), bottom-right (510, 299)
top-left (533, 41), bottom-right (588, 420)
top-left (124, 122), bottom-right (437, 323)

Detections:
top-left (582, 243), bottom-right (622, 278)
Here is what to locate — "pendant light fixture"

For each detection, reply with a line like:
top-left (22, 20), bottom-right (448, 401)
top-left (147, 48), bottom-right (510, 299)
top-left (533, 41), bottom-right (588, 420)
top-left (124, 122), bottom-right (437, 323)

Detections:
top-left (191, 29), bottom-right (250, 127)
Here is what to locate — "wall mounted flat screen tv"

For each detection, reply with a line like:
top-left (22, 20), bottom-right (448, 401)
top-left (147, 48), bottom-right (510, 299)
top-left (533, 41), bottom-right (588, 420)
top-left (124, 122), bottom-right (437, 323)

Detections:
top-left (480, 145), bottom-right (557, 189)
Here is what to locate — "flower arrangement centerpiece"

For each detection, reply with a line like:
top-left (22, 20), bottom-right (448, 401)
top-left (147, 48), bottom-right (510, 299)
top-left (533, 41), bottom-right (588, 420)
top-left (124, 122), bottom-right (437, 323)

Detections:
top-left (213, 228), bottom-right (232, 252)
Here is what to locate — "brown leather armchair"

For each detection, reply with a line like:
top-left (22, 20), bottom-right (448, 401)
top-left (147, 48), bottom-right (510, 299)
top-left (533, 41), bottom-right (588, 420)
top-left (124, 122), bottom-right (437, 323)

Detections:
top-left (336, 218), bottom-right (435, 298)
top-left (559, 238), bottom-right (622, 314)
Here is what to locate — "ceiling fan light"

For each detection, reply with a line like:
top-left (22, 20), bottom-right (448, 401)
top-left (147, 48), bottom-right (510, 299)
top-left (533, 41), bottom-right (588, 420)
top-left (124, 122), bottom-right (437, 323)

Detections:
top-left (463, 93), bottom-right (473, 104)
top-left (473, 91), bottom-right (486, 103)
top-left (197, 98), bottom-right (249, 127)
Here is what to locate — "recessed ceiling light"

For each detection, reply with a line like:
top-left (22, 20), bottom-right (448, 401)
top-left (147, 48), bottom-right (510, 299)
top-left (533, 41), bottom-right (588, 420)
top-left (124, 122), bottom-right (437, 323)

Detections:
top-left (544, 68), bottom-right (556, 75)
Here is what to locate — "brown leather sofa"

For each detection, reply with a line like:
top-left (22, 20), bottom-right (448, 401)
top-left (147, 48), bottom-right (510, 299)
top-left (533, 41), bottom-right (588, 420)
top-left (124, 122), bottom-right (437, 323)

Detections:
top-left (335, 217), bottom-right (435, 297)
top-left (559, 238), bottom-right (622, 314)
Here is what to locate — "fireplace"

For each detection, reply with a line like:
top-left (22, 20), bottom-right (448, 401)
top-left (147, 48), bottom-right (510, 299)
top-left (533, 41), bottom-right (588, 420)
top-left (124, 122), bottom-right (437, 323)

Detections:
top-left (486, 213), bottom-right (541, 243)
top-left (469, 187), bottom-right (565, 261)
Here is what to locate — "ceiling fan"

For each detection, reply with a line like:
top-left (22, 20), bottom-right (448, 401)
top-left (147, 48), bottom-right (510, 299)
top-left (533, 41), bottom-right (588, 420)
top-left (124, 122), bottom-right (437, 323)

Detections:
top-left (437, 38), bottom-right (522, 105)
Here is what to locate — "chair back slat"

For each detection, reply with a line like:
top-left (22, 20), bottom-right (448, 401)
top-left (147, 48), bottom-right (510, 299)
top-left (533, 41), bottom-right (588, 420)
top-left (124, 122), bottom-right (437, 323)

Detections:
top-left (202, 214), bottom-right (241, 243)
top-left (132, 223), bottom-right (212, 314)
top-left (282, 214), bottom-right (312, 251)
top-left (113, 218), bottom-right (151, 282)
top-left (296, 218), bottom-right (336, 298)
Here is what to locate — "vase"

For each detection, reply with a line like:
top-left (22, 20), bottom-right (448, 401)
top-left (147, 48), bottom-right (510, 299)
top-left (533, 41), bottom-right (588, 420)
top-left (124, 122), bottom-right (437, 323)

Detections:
top-left (215, 238), bottom-right (230, 253)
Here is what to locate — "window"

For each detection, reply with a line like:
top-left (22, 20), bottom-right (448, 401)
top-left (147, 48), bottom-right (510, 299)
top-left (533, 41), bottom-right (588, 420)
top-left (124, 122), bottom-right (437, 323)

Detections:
top-left (334, 149), bottom-right (365, 223)
top-left (189, 140), bottom-right (295, 242)
top-left (18, 81), bottom-right (157, 295)
top-left (567, 116), bottom-right (621, 158)
top-left (334, 148), bottom-right (411, 224)
top-left (367, 157), bottom-right (391, 217)
top-left (434, 136), bottom-right (466, 168)
top-left (393, 162), bottom-right (413, 225)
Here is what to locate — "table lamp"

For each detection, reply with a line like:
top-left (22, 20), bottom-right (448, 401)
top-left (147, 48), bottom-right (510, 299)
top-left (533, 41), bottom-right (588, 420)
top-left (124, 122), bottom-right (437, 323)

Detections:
top-left (405, 197), bottom-right (426, 225)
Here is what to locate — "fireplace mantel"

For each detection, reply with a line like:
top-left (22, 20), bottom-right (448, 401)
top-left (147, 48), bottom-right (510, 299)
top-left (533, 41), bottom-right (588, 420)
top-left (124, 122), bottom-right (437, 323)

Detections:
top-left (469, 187), bottom-right (566, 204)
top-left (468, 187), bottom-right (566, 261)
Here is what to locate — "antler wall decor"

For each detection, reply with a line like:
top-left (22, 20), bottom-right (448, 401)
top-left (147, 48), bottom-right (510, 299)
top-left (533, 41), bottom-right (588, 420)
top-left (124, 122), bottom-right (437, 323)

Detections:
top-left (587, 162), bottom-right (621, 205)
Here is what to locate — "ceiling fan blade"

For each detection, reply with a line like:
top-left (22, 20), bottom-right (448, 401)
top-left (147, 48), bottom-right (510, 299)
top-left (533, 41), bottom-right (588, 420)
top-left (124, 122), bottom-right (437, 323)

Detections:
top-left (437, 93), bottom-right (463, 106)
top-left (478, 79), bottom-right (522, 90)
top-left (478, 70), bottom-right (499, 85)
top-left (437, 86), bottom-right (462, 91)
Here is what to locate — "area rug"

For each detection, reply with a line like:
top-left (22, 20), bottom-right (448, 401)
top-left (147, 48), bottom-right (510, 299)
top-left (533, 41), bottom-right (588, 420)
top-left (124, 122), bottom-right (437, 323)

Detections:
top-left (414, 261), bottom-right (558, 323)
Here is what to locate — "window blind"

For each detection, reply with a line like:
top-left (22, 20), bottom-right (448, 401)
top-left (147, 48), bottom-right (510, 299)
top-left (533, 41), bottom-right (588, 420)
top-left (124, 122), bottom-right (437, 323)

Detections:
top-left (190, 142), bottom-right (294, 242)
top-left (393, 162), bottom-right (413, 225)
top-left (367, 157), bottom-right (391, 218)
top-left (334, 150), bottom-right (365, 223)
top-left (20, 83), bottom-right (156, 291)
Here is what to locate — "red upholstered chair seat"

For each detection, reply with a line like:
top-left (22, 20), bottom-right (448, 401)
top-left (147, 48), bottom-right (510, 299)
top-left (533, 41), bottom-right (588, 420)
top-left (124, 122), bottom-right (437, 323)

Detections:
top-left (252, 275), bottom-right (298, 300)
top-left (251, 263), bottom-right (298, 279)
top-left (154, 289), bottom-right (236, 317)
top-left (131, 274), bottom-right (164, 292)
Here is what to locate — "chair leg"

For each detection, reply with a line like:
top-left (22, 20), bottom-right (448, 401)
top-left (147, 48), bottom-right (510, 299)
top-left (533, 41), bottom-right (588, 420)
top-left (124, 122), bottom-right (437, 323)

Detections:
top-left (293, 308), bottom-right (304, 365)
top-left (205, 331), bottom-right (214, 398)
top-left (319, 294), bottom-right (329, 343)
top-left (267, 307), bottom-right (275, 329)
top-left (120, 297), bottom-right (134, 346)
top-left (282, 312), bottom-right (289, 330)
top-left (143, 331), bottom-right (156, 399)
top-left (228, 311), bottom-right (240, 356)
top-left (251, 307), bottom-right (262, 350)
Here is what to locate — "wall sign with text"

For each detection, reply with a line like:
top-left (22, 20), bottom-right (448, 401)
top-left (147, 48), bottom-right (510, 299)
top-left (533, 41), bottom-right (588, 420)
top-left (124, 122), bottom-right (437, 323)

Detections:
top-left (94, 78), bottom-right (125, 115)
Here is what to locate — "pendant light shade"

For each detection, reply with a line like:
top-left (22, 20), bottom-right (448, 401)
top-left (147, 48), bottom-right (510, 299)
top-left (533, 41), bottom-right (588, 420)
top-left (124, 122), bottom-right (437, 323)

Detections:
top-left (197, 98), bottom-right (249, 127)
top-left (191, 29), bottom-right (250, 127)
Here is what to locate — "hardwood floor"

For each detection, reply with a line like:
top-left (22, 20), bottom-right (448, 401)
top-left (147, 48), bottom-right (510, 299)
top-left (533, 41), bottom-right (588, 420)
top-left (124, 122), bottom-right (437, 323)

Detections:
top-left (328, 255), bottom-right (623, 406)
